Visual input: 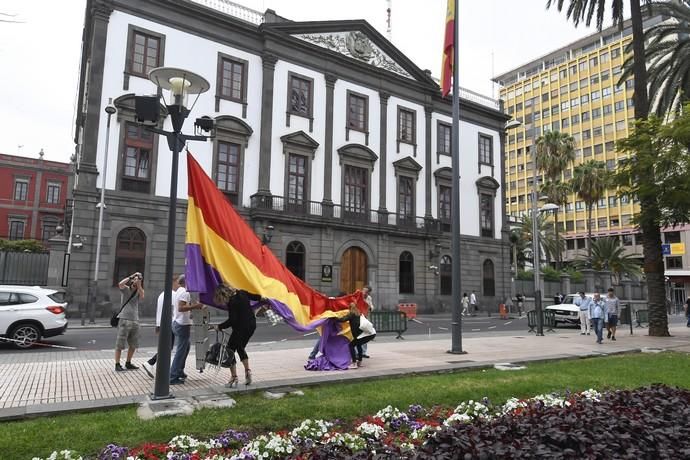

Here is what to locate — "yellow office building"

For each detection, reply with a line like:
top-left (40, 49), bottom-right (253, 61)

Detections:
top-left (493, 17), bottom-right (666, 263)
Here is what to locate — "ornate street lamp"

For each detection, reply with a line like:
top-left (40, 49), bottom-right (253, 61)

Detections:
top-left (135, 67), bottom-right (212, 399)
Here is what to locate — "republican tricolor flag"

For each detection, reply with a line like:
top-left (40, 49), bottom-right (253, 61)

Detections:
top-left (440, 0), bottom-right (456, 97)
top-left (184, 152), bottom-right (368, 370)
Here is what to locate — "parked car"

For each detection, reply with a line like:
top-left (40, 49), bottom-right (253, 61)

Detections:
top-left (0, 285), bottom-right (68, 349)
top-left (545, 293), bottom-right (593, 326)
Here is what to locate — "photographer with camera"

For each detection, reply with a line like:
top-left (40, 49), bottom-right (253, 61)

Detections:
top-left (114, 272), bottom-right (145, 372)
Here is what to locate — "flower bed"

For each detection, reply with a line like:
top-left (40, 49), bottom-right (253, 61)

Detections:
top-left (33, 385), bottom-right (690, 460)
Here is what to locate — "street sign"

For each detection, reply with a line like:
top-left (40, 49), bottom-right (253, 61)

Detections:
top-left (662, 244), bottom-right (671, 255)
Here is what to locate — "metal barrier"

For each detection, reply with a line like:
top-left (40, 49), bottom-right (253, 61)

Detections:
top-left (369, 311), bottom-right (408, 339)
top-left (527, 310), bottom-right (556, 333)
top-left (620, 303), bottom-right (634, 335)
top-left (635, 309), bottom-right (649, 328)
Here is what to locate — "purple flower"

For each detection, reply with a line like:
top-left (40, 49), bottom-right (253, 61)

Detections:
top-left (214, 428), bottom-right (250, 448)
top-left (99, 444), bottom-right (128, 460)
top-left (407, 404), bottom-right (423, 417)
top-left (407, 420), bottom-right (424, 431)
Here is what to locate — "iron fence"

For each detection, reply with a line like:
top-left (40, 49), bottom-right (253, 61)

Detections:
top-left (0, 250), bottom-right (49, 286)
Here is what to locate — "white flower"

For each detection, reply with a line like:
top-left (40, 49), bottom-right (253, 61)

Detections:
top-left (580, 389), bottom-right (602, 401)
top-left (356, 422), bottom-right (386, 439)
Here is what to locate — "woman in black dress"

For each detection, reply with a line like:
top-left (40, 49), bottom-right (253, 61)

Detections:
top-left (338, 303), bottom-right (376, 369)
top-left (213, 283), bottom-right (264, 387)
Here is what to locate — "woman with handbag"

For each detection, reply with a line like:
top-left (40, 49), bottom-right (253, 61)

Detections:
top-left (338, 303), bottom-right (376, 369)
top-left (213, 283), bottom-right (265, 387)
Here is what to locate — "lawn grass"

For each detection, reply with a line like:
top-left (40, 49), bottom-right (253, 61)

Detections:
top-left (4, 351), bottom-right (690, 459)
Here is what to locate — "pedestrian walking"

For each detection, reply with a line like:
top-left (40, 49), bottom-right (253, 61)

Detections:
top-left (213, 283), bottom-right (265, 387)
top-left (170, 275), bottom-right (204, 385)
top-left (360, 285), bottom-right (374, 358)
top-left (470, 291), bottom-right (478, 316)
top-left (554, 292), bottom-right (562, 305)
top-left (516, 293), bottom-right (524, 317)
top-left (604, 288), bottom-right (620, 341)
top-left (114, 272), bottom-right (144, 372)
top-left (685, 297), bottom-right (690, 327)
top-left (142, 275), bottom-right (179, 378)
top-left (338, 303), bottom-right (376, 369)
top-left (461, 293), bottom-right (469, 316)
top-left (574, 291), bottom-right (591, 335)
top-left (590, 292), bottom-right (606, 344)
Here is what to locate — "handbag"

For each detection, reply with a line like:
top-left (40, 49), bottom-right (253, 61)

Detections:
top-left (110, 290), bottom-right (138, 327)
top-left (358, 315), bottom-right (376, 338)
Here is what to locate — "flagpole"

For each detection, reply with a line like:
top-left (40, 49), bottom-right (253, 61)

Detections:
top-left (449, 0), bottom-right (464, 354)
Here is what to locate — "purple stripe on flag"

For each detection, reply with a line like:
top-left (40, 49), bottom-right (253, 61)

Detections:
top-left (185, 243), bottom-right (351, 370)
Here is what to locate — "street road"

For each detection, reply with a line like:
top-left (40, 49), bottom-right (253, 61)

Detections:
top-left (2, 314), bottom-right (686, 354)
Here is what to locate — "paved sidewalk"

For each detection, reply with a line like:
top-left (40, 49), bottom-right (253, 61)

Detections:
top-left (1, 325), bottom-right (689, 420)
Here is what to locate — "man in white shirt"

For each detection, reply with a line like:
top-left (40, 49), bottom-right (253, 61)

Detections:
top-left (470, 291), bottom-right (478, 316)
top-left (142, 275), bottom-right (179, 378)
top-left (170, 274), bottom-right (203, 385)
top-left (574, 292), bottom-right (592, 336)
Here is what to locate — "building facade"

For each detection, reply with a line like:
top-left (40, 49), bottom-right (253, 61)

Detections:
top-left (69, 0), bottom-right (510, 314)
top-left (0, 153), bottom-right (71, 242)
top-left (493, 15), bottom-right (690, 307)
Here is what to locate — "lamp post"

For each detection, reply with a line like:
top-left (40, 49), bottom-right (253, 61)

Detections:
top-left (91, 99), bottom-right (117, 324)
top-left (136, 67), bottom-right (211, 400)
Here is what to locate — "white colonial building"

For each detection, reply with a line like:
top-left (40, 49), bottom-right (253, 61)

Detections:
top-left (68, 0), bottom-right (510, 314)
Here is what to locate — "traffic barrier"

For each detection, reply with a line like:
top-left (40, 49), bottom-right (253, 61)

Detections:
top-left (369, 311), bottom-right (408, 339)
top-left (397, 303), bottom-right (417, 319)
top-left (635, 309), bottom-right (649, 328)
top-left (527, 310), bottom-right (556, 333)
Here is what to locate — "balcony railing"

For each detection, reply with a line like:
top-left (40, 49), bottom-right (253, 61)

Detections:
top-left (250, 194), bottom-right (440, 233)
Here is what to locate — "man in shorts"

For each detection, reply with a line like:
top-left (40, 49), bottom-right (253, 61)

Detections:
top-left (604, 287), bottom-right (620, 341)
top-left (115, 272), bottom-right (145, 371)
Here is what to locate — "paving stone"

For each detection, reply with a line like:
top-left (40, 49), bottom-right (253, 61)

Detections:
top-left (192, 394), bottom-right (236, 410)
top-left (494, 363), bottom-right (526, 371)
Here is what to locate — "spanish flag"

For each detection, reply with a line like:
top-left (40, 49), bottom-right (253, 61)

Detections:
top-left (184, 152), bottom-right (366, 370)
top-left (440, 0), bottom-right (455, 97)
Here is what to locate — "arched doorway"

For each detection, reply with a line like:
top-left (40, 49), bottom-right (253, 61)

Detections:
top-left (286, 241), bottom-right (306, 280)
top-left (113, 227), bottom-right (146, 286)
top-left (399, 251), bottom-right (414, 294)
top-left (482, 259), bottom-right (495, 297)
top-left (340, 246), bottom-right (367, 294)
top-left (440, 255), bottom-right (452, 295)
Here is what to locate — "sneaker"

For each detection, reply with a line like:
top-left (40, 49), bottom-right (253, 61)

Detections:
top-left (348, 363), bottom-right (358, 370)
top-left (115, 363), bottom-right (125, 372)
top-left (607, 331), bottom-right (612, 339)
top-left (596, 340), bottom-right (602, 344)
top-left (170, 378), bottom-right (185, 385)
top-left (362, 354), bottom-right (371, 358)
top-left (580, 333), bottom-right (586, 335)
top-left (587, 332), bottom-right (591, 335)
top-left (142, 363), bottom-right (154, 378)
top-left (611, 336), bottom-right (616, 341)
top-left (356, 361), bottom-right (362, 368)
top-left (125, 362), bottom-right (139, 370)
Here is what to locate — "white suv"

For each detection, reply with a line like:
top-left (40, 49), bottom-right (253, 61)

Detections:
top-left (0, 285), bottom-right (68, 349)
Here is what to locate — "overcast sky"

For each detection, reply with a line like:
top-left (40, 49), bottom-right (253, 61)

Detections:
top-left (0, 0), bottom-right (611, 163)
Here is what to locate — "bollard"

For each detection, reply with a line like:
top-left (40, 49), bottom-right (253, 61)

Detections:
top-left (627, 303), bottom-right (634, 336)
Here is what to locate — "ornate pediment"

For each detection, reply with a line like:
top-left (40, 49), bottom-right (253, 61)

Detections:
top-left (337, 143), bottom-right (378, 164)
top-left (434, 167), bottom-right (453, 182)
top-left (281, 131), bottom-right (319, 157)
top-left (293, 31), bottom-right (413, 79)
top-left (393, 156), bottom-right (422, 172)
top-left (476, 176), bottom-right (500, 190)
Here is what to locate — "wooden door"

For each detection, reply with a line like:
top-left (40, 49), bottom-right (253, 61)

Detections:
top-left (340, 247), bottom-right (367, 294)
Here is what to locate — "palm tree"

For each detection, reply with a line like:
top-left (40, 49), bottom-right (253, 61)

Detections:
top-left (535, 130), bottom-right (576, 180)
top-left (516, 213), bottom-right (559, 268)
top-left (570, 160), bottom-right (608, 263)
top-left (535, 131), bottom-right (575, 271)
top-left (540, 180), bottom-right (571, 270)
top-left (547, 0), bottom-right (671, 338)
top-left (575, 237), bottom-right (643, 283)
top-left (623, 1), bottom-right (690, 116)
